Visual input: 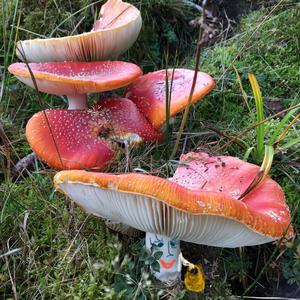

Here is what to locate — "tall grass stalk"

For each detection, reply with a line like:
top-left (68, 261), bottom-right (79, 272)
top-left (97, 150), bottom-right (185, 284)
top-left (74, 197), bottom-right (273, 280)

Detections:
top-left (1, 0), bottom-right (20, 108)
top-left (248, 73), bottom-right (265, 162)
top-left (170, 5), bottom-right (205, 159)
top-left (164, 66), bottom-right (175, 143)
top-left (17, 45), bottom-right (64, 169)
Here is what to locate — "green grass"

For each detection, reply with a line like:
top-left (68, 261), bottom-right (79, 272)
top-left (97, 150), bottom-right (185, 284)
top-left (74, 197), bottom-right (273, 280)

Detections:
top-left (1, 0), bottom-right (300, 299)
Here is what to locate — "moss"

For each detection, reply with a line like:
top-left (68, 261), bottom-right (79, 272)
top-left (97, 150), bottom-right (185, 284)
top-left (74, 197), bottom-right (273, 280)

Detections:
top-left (185, 2), bottom-right (300, 155)
top-left (199, 2), bottom-right (300, 99)
top-left (0, 174), bottom-right (121, 299)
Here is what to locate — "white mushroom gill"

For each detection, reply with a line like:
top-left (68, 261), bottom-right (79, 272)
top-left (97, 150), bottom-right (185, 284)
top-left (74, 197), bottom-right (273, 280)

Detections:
top-left (16, 0), bottom-right (142, 62)
top-left (57, 182), bottom-right (275, 248)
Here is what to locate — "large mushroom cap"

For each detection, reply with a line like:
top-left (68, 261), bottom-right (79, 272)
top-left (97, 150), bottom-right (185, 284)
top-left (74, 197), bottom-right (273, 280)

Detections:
top-left (8, 61), bottom-right (142, 96)
top-left (126, 69), bottom-right (215, 129)
top-left (26, 98), bottom-right (162, 170)
top-left (16, 0), bottom-right (142, 62)
top-left (54, 152), bottom-right (293, 247)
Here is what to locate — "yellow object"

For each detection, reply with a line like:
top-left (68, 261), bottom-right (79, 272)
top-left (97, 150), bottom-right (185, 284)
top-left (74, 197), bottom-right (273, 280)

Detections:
top-left (184, 264), bottom-right (205, 292)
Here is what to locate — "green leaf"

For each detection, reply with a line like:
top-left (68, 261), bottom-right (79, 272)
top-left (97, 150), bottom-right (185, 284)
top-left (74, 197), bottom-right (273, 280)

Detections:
top-left (137, 292), bottom-right (146, 300)
top-left (280, 137), bottom-right (300, 149)
top-left (151, 261), bottom-right (160, 272)
top-left (243, 147), bottom-right (254, 161)
top-left (114, 282), bottom-right (127, 293)
top-left (128, 261), bottom-right (135, 270)
top-left (153, 251), bottom-right (163, 260)
top-left (177, 290), bottom-right (186, 299)
top-left (233, 65), bottom-right (251, 112)
top-left (269, 108), bottom-right (300, 145)
top-left (145, 256), bottom-right (155, 265)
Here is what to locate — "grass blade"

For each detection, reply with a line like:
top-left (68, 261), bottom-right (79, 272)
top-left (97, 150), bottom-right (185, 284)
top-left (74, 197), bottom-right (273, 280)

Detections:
top-left (243, 146), bottom-right (254, 161)
top-left (269, 108), bottom-right (300, 145)
top-left (279, 137), bottom-right (300, 150)
top-left (248, 73), bottom-right (265, 161)
top-left (273, 111), bottom-right (300, 146)
top-left (233, 65), bottom-right (251, 112)
top-left (238, 145), bottom-right (274, 200)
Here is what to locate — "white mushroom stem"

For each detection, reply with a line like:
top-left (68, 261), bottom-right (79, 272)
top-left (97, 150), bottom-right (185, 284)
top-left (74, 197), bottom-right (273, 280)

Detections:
top-left (67, 94), bottom-right (88, 110)
top-left (145, 232), bottom-right (181, 283)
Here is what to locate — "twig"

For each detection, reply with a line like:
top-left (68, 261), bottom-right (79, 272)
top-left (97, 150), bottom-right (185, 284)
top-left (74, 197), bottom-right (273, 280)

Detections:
top-left (5, 255), bottom-right (18, 300)
top-left (60, 216), bottom-right (89, 265)
top-left (273, 111), bottom-right (300, 146)
top-left (206, 126), bottom-right (248, 150)
top-left (0, 248), bottom-right (21, 259)
top-left (0, 121), bottom-right (11, 178)
top-left (17, 44), bottom-right (64, 169)
top-left (170, 0), bottom-right (207, 159)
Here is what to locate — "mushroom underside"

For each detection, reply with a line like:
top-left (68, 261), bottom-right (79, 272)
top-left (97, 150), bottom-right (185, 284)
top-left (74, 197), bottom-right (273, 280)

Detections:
top-left (56, 182), bottom-right (275, 248)
top-left (16, 0), bottom-right (142, 62)
top-left (54, 152), bottom-right (292, 243)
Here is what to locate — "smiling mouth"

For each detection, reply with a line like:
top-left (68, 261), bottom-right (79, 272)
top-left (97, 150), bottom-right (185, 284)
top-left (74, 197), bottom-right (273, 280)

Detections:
top-left (159, 259), bottom-right (176, 269)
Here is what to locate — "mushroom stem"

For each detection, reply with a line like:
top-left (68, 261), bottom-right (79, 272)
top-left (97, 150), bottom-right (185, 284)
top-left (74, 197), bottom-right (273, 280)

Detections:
top-left (67, 94), bottom-right (88, 110)
top-left (145, 232), bottom-right (181, 283)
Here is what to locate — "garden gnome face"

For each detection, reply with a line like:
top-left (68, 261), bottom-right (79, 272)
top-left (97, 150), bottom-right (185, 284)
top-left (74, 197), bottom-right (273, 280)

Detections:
top-left (145, 233), bottom-right (181, 282)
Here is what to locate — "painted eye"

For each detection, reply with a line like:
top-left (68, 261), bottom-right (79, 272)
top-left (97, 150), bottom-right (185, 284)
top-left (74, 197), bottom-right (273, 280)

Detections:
top-left (157, 242), bottom-right (164, 247)
top-left (170, 241), bottom-right (176, 248)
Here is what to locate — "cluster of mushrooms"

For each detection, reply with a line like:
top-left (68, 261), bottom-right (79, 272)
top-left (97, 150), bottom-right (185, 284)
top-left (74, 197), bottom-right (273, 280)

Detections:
top-left (9, 0), bottom-right (293, 289)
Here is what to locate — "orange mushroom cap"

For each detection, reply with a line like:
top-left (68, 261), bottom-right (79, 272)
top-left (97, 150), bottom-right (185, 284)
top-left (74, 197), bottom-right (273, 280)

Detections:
top-left (54, 152), bottom-right (293, 247)
top-left (8, 61), bottom-right (142, 96)
top-left (125, 69), bottom-right (215, 129)
top-left (26, 98), bottom-right (162, 170)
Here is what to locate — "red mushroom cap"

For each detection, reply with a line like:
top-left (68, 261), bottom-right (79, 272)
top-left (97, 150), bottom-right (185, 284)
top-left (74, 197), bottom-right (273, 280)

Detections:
top-left (8, 61), bottom-right (142, 96)
top-left (26, 98), bottom-right (162, 170)
top-left (171, 152), bottom-right (292, 230)
top-left (94, 98), bottom-right (163, 143)
top-left (126, 69), bottom-right (215, 129)
top-left (26, 109), bottom-right (115, 170)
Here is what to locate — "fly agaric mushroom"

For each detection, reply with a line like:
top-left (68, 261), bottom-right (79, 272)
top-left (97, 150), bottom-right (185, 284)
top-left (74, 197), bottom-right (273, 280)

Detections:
top-left (16, 0), bottom-right (142, 62)
top-left (8, 61), bottom-right (142, 109)
top-left (126, 69), bottom-right (215, 129)
top-left (26, 98), bottom-right (162, 170)
top-left (54, 151), bottom-right (293, 283)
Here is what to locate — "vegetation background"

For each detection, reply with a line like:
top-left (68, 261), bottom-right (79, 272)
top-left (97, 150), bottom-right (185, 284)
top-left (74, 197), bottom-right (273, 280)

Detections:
top-left (0, 0), bottom-right (299, 299)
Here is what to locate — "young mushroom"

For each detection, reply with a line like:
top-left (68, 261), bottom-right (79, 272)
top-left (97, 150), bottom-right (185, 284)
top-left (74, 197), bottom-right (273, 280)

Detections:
top-left (26, 98), bottom-right (162, 170)
top-left (54, 151), bottom-right (293, 284)
top-left (126, 69), bottom-right (215, 129)
top-left (16, 0), bottom-right (142, 62)
top-left (8, 61), bottom-right (142, 109)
